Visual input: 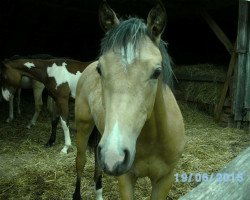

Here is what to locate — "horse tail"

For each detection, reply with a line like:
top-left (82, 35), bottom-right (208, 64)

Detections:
top-left (88, 126), bottom-right (101, 152)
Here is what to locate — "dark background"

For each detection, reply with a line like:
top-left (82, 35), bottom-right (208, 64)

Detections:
top-left (0, 0), bottom-right (238, 65)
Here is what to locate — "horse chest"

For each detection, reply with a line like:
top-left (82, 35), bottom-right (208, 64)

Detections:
top-left (132, 154), bottom-right (171, 179)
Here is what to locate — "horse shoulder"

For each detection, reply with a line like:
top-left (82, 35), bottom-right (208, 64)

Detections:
top-left (162, 85), bottom-right (186, 156)
top-left (75, 61), bottom-right (99, 123)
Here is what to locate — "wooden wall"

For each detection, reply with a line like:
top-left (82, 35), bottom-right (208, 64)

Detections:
top-left (233, 0), bottom-right (250, 124)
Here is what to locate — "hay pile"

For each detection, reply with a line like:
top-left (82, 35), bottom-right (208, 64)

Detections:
top-left (174, 64), bottom-right (226, 108)
top-left (0, 93), bottom-right (249, 200)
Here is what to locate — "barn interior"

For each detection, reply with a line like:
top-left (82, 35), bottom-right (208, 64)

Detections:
top-left (1, 0), bottom-right (250, 200)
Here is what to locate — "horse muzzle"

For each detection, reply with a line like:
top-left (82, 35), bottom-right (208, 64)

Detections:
top-left (97, 144), bottom-right (133, 176)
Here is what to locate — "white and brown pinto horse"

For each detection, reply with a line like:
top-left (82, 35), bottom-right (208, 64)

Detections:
top-left (1, 57), bottom-right (92, 153)
top-left (73, 2), bottom-right (185, 200)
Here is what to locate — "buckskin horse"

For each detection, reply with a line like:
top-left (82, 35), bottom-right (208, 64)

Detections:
top-left (1, 56), bottom-right (92, 153)
top-left (73, 1), bottom-right (185, 199)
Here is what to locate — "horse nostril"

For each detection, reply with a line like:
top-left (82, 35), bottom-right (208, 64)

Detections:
top-left (96, 145), bottom-right (104, 169)
top-left (97, 145), bottom-right (102, 159)
top-left (122, 149), bottom-right (130, 166)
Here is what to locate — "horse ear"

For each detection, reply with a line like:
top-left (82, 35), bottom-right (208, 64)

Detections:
top-left (147, 2), bottom-right (167, 43)
top-left (99, 1), bottom-right (120, 32)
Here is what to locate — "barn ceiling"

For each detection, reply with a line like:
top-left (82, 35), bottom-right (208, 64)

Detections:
top-left (0, 0), bottom-right (238, 17)
top-left (0, 0), bottom-right (238, 64)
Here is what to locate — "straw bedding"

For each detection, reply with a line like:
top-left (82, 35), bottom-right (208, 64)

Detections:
top-left (0, 90), bottom-right (249, 200)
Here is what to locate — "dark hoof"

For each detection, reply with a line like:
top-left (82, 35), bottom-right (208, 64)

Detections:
top-left (73, 192), bottom-right (82, 200)
top-left (44, 141), bottom-right (54, 148)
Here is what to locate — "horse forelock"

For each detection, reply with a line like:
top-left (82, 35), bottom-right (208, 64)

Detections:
top-left (100, 18), bottom-right (147, 59)
top-left (100, 17), bottom-right (173, 87)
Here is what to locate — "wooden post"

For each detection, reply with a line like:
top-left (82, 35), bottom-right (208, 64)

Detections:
top-left (243, 1), bottom-right (250, 123)
top-left (200, 10), bottom-right (237, 123)
top-left (233, 0), bottom-right (249, 123)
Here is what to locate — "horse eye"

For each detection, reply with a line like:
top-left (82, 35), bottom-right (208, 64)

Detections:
top-left (96, 65), bottom-right (102, 76)
top-left (151, 68), bottom-right (162, 79)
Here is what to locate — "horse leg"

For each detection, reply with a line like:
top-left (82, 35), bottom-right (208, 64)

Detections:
top-left (94, 169), bottom-right (103, 200)
top-left (73, 122), bottom-right (95, 200)
top-left (57, 98), bottom-right (71, 154)
top-left (94, 132), bottom-right (103, 200)
top-left (6, 95), bottom-right (14, 123)
top-left (60, 116), bottom-right (71, 154)
top-left (45, 100), bottom-right (59, 147)
top-left (73, 175), bottom-right (82, 200)
top-left (17, 88), bottom-right (21, 115)
top-left (118, 173), bottom-right (137, 200)
top-left (27, 81), bottom-right (44, 129)
top-left (150, 170), bottom-right (175, 200)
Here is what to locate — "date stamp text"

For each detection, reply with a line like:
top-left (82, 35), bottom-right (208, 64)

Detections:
top-left (174, 172), bottom-right (244, 183)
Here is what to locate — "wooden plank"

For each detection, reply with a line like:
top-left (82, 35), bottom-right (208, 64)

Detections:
top-left (215, 44), bottom-right (237, 122)
top-left (243, 50), bottom-right (250, 122)
top-left (200, 11), bottom-right (234, 54)
top-left (233, 54), bottom-right (246, 122)
top-left (244, 2), bottom-right (250, 122)
top-left (179, 147), bottom-right (250, 200)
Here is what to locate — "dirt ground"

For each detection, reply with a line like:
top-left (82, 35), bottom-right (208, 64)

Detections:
top-left (0, 91), bottom-right (249, 200)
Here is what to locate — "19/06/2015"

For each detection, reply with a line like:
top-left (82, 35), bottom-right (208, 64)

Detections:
top-left (174, 172), bottom-right (244, 183)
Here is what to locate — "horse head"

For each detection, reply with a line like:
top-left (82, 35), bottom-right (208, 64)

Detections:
top-left (96, 1), bottom-right (170, 176)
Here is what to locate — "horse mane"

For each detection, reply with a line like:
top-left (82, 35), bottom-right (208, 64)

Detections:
top-left (100, 17), bottom-right (174, 87)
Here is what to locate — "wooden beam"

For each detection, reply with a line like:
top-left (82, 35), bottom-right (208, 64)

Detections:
top-left (200, 11), bottom-right (234, 54)
top-left (214, 44), bottom-right (237, 122)
top-left (179, 146), bottom-right (250, 200)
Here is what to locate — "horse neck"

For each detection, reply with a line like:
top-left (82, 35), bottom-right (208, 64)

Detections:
top-left (153, 80), bottom-right (185, 150)
top-left (138, 80), bottom-right (167, 144)
top-left (154, 79), bottom-right (168, 122)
